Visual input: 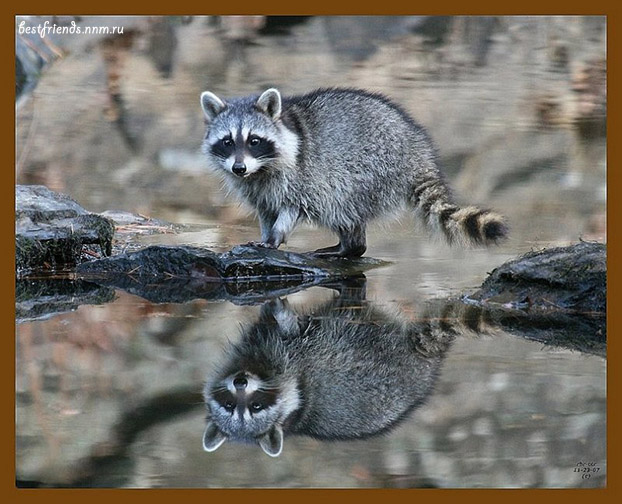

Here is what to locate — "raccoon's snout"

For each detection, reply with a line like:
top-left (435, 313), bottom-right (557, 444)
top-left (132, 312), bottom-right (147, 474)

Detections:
top-left (232, 162), bottom-right (247, 176)
top-left (233, 377), bottom-right (248, 390)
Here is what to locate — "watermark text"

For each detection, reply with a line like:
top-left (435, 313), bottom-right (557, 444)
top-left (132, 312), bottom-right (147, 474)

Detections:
top-left (18, 20), bottom-right (124, 39)
top-left (574, 461), bottom-right (602, 480)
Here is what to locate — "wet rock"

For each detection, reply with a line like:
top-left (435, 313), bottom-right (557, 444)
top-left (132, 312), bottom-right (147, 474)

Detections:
top-left (463, 241), bottom-right (606, 353)
top-left (76, 244), bottom-right (383, 279)
top-left (16, 185), bottom-right (115, 277)
top-left (76, 244), bottom-right (386, 304)
top-left (470, 241), bottom-right (605, 313)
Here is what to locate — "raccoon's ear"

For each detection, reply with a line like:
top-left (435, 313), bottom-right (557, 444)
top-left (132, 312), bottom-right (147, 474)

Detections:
top-left (256, 88), bottom-right (282, 121)
top-left (258, 424), bottom-right (284, 457)
top-left (202, 421), bottom-right (228, 452)
top-left (200, 91), bottom-right (227, 122)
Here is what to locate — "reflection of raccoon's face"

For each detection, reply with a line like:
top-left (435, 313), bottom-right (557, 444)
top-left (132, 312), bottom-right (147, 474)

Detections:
top-left (203, 371), bottom-right (301, 457)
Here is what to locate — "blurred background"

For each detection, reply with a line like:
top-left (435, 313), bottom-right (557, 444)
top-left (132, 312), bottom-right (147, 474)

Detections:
top-left (15, 16), bottom-right (606, 488)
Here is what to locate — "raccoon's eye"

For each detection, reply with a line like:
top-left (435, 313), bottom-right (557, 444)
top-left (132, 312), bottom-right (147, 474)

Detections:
top-left (224, 401), bottom-right (235, 412)
top-left (248, 136), bottom-right (262, 147)
top-left (250, 402), bottom-right (264, 412)
top-left (222, 138), bottom-right (234, 147)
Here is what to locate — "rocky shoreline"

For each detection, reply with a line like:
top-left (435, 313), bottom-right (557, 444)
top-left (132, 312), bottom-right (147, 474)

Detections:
top-left (15, 185), bottom-right (606, 346)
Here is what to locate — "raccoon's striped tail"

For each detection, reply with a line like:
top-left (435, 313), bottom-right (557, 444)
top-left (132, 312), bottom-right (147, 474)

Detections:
top-left (411, 178), bottom-right (508, 246)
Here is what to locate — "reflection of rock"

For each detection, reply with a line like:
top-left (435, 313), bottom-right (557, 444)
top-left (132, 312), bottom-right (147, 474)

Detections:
top-left (16, 185), bottom-right (114, 277)
top-left (76, 245), bottom-right (386, 304)
top-left (16, 279), bottom-right (115, 323)
top-left (474, 302), bottom-right (604, 357)
top-left (203, 281), bottom-right (454, 456)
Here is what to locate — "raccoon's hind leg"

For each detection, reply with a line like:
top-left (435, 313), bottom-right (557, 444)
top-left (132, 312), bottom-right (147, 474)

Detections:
top-left (313, 225), bottom-right (367, 258)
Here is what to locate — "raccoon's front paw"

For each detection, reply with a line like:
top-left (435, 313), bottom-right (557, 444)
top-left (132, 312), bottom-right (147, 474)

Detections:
top-left (244, 241), bottom-right (276, 249)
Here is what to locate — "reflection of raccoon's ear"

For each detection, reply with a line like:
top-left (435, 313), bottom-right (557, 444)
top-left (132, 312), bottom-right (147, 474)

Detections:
top-left (202, 421), bottom-right (228, 452)
top-left (200, 91), bottom-right (227, 122)
top-left (256, 88), bottom-right (282, 121)
top-left (258, 424), bottom-right (283, 457)
top-left (271, 299), bottom-right (299, 334)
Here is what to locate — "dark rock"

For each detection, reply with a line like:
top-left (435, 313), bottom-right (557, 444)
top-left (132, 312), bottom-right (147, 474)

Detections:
top-left (16, 185), bottom-right (115, 277)
top-left (76, 244), bottom-right (384, 280)
top-left (76, 245), bottom-right (386, 304)
top-left (469, 241), bottom-right (606, 313)
top-left (463, 241), bottom-right (606, 351)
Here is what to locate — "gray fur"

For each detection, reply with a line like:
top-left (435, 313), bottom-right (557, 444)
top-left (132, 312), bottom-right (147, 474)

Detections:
top-left (202, 285), bottom-right (455, 456)
top-left (201, 87), bottom-right (507, 256)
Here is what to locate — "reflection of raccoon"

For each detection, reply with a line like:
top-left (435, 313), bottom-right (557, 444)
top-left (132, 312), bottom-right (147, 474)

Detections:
top-left (203, 283), bottom-right (455, 457)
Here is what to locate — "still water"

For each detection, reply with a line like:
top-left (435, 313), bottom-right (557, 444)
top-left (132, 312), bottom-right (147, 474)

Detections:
top-left (15, 16), bottom-right (606, 488)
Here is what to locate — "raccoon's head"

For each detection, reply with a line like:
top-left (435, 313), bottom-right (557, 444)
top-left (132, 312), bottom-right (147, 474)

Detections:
top-left (200, 88), bottom-right (297, 178)
top-left (202, 370), bottom-right (300, 457)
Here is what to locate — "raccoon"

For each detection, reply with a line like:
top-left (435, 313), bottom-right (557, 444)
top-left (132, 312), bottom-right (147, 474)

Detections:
top-left (202, 282), bottom-right (455, 457)
top-left (200, 87), bottom-right (508, 257)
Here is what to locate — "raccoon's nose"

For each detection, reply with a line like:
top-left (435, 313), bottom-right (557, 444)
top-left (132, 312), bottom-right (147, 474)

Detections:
top-left (233, 377), bottom-right (248, 389)
top-left (232, 162), bottom-right (247, 176)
